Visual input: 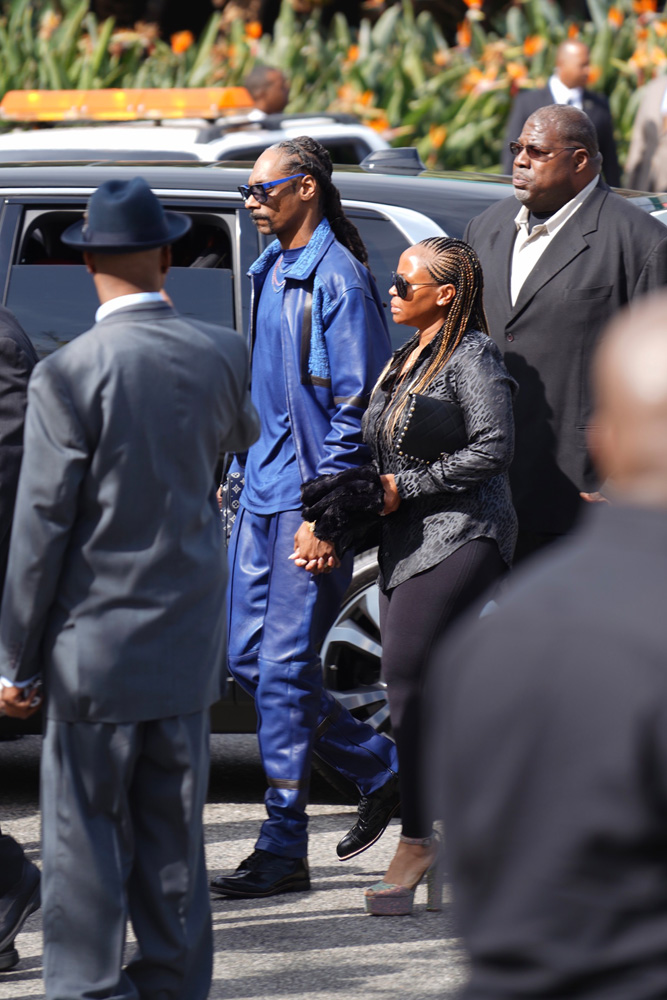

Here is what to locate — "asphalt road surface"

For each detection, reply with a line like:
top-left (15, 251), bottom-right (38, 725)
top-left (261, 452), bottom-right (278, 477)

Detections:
top-left (0, 733), bottom-right (468, 1000)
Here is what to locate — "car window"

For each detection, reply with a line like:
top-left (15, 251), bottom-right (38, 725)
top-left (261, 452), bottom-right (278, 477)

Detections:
top-left (217, 140), bottom-right (365, 166)
top-left (6, 208), bottom-right (236, 356)
top-left (348, 212), bottom-right (413, 351)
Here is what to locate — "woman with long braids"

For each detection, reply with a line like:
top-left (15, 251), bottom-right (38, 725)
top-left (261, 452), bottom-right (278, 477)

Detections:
top-left (359, 237), bottom-right (518, 915)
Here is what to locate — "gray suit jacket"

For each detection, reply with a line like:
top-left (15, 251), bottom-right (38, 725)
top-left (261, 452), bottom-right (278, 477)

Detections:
top-left (465, 181), bottom-right (667, 535)
top-left (625, 76), bottom-right (667, 192)
top-left (0, 301), bottom-right (259, 722)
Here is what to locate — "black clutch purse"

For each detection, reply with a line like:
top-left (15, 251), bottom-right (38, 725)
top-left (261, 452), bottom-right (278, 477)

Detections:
top-left (395, 393), bottom-right (467, 462)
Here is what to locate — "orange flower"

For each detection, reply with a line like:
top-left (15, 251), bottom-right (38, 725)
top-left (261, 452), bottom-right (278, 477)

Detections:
top-left (653, 19), bottom-right (667, 36)
top-left (523, 35), bottom-right (545, 57)
top-left (429, 124), bottom-right (448, 147)
top-left (629, 43), bottom-right (649, 70)
top-left (456, 20), bottom-right (472, 49)
top-left (463, 0), bottom-right (482, 7)
top-left (607, 7), bottom-right (624, 28)
top-left (650, 44), bottom-right (667, 64)
top-left (459, 66), bottom-right (484, 94)
top-left (245, 21), bottom-right (262, 39)
top-left (567, 23), bottom-right (580, 39)
top-left (346, 44), bottom-right (360, 63)
top-left (39, 10), bottom-right (61, 41)
top-left (633, 0), bottom-right (657, 11)
top-left (505, 60), bottom-right (528, 83)
top-left (171, 29), bottom-right (194, 54)
top-left (433, 48), bottom-right (450, 67)
top-left (368, 115), bottom-right (390, 133)
top-left (587, 65), bottom-right (601, 85)
top-left (637, 26), bottom-right (649, 40)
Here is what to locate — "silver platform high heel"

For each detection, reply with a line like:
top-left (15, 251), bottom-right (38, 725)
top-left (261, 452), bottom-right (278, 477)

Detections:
top-left (364, 832), bottom-right (442, 916)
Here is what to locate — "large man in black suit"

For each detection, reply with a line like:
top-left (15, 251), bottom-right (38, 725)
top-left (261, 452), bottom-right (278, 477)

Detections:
top-left (432, 291), bottom-right (667, 1000)
top-left (0, 306), bottom-right (41, 973)
top-left (0, 178), bottom-right (259, 999)
top-left (466, 104), bottom-right (667, 558)
top-left (502, 40), bottom-right (621, 186)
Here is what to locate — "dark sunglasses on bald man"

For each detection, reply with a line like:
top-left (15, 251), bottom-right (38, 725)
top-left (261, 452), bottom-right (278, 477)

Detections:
top-left (391, 271), bottom-right (440, 300)
top-left (508, 141), bottom-right (579, 161)
top-left (238, 173), bottom-right (306, 204)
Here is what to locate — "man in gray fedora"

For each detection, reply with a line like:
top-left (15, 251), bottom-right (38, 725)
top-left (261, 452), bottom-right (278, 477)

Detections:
top-left (0, 177), bottom-right (259, 999)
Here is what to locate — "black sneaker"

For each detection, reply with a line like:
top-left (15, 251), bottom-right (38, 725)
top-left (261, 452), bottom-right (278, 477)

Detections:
top-left (336, 774), bottom-right (400, 860)
top-left (0, 945), bottom-right (19, 972)
top-left (0, 860), bottom-right (40, 954)
top-left (210, 850), bottom-right (310, 899)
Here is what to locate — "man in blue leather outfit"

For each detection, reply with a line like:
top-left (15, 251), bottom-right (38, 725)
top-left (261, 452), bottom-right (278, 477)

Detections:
top-left (210, 137), bottom-right (400, 899)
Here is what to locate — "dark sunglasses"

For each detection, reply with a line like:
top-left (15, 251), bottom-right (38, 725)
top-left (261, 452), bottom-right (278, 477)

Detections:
top-left (237, 173), bottom-right (306, 204)
top-left (508, 141), bottom-right (578, 161)
top-left (391, 271), bottom-right (439, 300)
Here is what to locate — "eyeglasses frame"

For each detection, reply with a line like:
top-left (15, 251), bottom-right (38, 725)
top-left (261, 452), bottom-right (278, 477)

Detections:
top-left (391, 271), bottom-right (441, 300)
top-left (508, 141), bottom-right (580, 162)
top-left (237, 173), bottom-right (307, 204)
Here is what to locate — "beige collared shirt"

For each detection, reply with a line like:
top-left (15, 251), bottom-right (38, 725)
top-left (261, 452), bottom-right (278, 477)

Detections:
top-left (510, 175), bottom-right (599, 306)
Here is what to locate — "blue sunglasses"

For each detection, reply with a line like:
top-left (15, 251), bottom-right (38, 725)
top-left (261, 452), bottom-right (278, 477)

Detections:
top-left (238, 174), bottom-right (306, 204)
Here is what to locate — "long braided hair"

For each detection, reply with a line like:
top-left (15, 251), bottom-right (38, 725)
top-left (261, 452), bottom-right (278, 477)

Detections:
top-left (376, 237), bottom-right (490, 437)
top-left (273, 136), bottom-right (369, 266)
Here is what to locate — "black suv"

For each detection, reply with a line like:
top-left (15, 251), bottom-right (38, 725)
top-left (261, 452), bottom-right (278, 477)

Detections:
top-left (0, 159), bottom-right (663, 739)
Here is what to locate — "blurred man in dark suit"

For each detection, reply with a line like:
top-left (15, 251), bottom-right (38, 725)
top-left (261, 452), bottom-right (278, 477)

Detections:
top-left (0, 306), bottom-right (40, 973)
top-left (0, 178), bottom-right (259, 999)
top-left (502, 40), bottom-right (620, 186)
top-left (433, 291), bottom-right (667, 1000)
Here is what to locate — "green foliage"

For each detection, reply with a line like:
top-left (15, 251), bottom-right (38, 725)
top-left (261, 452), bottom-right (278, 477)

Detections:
top-left (0, 0), bottom-right (665, 175)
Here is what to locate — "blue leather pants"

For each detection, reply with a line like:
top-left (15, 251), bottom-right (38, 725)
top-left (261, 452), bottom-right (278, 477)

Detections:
top-left (227, 507), bottom-right (398, 859)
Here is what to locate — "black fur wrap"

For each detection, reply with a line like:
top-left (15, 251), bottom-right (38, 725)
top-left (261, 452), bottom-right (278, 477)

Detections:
top-left (300, 464), bottom-right (384, 556)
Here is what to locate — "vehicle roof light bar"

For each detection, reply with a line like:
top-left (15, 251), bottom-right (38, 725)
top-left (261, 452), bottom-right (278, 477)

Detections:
top-left (0, 88), bottom-right (255, 123)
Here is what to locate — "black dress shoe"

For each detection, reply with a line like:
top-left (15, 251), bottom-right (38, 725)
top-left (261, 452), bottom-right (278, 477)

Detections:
top-left (336, 774), bottom-right (400, 860)
top-left (0, 945), bottom-right (19, 972)
top-left (0, 860), bottom-right (40, 953)
top-left (210, 850), bottom-right (310, 898)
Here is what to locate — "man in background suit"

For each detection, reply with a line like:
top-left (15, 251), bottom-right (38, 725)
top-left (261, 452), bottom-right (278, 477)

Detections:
top-left (625, 74), bottom-right (667, 191)
top-left (432, 291), bottom-right (667, 1000)
top-left (0, 178), bottom-right (260, 999)
top-left (0, 306), bottom-right (40, 973)
top-left (502, 40), bottom-right (621, 186)
top-left (466, 104), bottom-right (667, 559)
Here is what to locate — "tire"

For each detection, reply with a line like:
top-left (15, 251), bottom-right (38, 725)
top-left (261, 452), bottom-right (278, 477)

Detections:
top-left (320, 548), bottom-right (390, 733)
top-left (311, 549), bottom-right (392, 802)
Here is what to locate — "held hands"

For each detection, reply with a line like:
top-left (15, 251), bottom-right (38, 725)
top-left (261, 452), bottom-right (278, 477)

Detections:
top-left (380, 474), bottom-right (401, 515)
top-left (290, 521), bottom-right (341, 575)
top-left (0, 682), bottom-right (43, 719)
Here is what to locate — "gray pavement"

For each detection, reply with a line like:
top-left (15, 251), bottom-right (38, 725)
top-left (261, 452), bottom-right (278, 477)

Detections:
top-left (0, 734), bottom-right (468, 999)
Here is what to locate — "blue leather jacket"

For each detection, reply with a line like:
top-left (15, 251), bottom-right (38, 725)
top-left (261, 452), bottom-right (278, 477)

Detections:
top-left (241, 218), bottom-right (391, 484)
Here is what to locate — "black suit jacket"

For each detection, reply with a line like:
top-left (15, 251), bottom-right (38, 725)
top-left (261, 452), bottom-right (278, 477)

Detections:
top-left (0, 306), bottom-right (38, 600)
top-left (434, 504), bottom-right (667, 1000)
top-left (502, 86), bottom-right (621, 186)
top-left (465, 182), bottom-right (667, 535)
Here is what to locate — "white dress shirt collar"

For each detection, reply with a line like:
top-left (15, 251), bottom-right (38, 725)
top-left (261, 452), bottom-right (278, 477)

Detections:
top-left (510, 174), bottom-right (599, 305)
top-left (95, 291), bottom-right (165, 323)
top-left (549, 74), bottom-right (584, 110)
top-left (513, 173), bottom-right (599, 238)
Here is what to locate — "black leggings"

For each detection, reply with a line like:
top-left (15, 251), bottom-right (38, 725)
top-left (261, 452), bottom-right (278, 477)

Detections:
top-left (379, 538), bottom-right (506, 838)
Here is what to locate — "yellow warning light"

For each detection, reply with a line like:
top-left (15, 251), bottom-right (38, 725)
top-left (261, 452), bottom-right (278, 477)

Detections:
top-left (0, 87), bottom-right (255, 122)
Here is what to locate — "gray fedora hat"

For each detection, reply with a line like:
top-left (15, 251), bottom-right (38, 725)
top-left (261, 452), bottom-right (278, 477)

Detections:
top-left (61, 177), bottom-right (191, 253)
